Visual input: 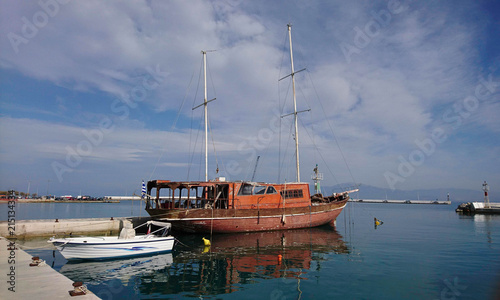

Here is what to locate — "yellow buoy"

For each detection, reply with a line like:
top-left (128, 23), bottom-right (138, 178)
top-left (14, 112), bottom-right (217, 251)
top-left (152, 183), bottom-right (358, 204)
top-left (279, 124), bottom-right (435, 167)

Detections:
top-left (202, 237), bottom-right (211, 246)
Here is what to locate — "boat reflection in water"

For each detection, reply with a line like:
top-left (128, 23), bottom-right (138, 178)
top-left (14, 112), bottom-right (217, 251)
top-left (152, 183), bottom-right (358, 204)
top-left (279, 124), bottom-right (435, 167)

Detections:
top-left (59, 252), bottom-right (174, 284)
top-left (60, 225), bottom-right (349, 298)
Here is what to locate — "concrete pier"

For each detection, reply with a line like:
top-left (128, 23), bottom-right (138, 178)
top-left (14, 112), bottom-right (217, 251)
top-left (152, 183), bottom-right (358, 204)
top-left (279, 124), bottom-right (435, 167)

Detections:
top-left (0, 216), bottom-right (152, 239)
top-left (456, 202), bottom-right (500, 214)
top-left (0, 237), bottom-right (100, 299)
top-left (349, 199), bottom-right (451, 205)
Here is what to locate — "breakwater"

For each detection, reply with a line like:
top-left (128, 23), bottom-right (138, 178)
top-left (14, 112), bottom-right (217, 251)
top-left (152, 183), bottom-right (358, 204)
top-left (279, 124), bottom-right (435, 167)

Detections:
top-left (0, 216), bottom-right (152, 238)
top-left (349, 199), bottom-right (451, 204)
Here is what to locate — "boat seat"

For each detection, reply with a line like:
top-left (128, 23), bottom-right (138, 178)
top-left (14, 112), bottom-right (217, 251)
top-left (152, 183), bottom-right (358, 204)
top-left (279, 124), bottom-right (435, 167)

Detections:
top-left (119, 222), bottom-right (135, 239)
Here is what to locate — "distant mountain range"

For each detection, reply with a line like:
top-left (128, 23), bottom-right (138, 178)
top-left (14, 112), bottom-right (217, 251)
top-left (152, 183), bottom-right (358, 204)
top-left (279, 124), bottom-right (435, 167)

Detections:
top-left (321, 183), bottom-right (498, 203)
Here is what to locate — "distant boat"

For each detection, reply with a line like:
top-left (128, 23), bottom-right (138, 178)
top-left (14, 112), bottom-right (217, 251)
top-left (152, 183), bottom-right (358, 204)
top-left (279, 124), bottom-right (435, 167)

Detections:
top-left (48, 221), bottom-right (174, 260)
top-left (145, 24), bottom-right (358, 233)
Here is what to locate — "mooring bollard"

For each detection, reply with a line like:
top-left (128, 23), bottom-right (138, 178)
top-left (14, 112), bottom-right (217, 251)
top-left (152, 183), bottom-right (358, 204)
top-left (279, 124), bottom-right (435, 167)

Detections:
top-left (69, 281), bottom-right (88, 296)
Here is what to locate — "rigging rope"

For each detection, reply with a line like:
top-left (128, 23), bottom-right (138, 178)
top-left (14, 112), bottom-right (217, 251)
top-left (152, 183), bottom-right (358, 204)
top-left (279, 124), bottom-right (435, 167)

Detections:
top-left (298, 116), bottom-right (342, 189)
top-left (148, 67), bottom-right (197, 181)
top-left (197, 118), bottom-right (204, 180)
top-left (187, 58), bottom-right (205, 180)
top-left (187, 52), bottom-right (220, 181)
top-left (306, 71), bottom-right (358, 187)
top-left (187, 111), bottom-right (204, 181)
top-left (278, 28), bottom-right (292, 183)
top-left (206, 57), bottom-right (217, 100)
top-left (207, 116), bottom-right (225, 177)
top-left (278, 118), bottom-right (295, 182)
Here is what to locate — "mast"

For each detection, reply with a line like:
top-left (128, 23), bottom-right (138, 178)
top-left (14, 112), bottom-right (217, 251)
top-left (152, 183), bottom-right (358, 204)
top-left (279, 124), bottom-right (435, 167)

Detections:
top-left (288, 24), bottom-right (300, 182)
top-left (203, 51), bottom-right (208, 182)
top-left (280, 25), bottom-right (309, 183)
top-left (193, 50), bottom-right (216, 182)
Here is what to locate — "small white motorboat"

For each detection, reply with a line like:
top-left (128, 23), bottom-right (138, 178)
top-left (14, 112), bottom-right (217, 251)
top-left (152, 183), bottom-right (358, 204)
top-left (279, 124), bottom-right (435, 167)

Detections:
top-left (49, 220), bottom-right (175, 260)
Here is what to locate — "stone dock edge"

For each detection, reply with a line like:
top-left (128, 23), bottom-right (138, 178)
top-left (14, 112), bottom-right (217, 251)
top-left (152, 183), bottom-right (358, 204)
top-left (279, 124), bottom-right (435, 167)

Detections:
top-left (0, 237), bottom-right (101, 299)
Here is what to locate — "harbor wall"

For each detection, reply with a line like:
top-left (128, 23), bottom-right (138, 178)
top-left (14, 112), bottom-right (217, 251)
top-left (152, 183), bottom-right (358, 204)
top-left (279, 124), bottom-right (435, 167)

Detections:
top-left (349, 199), bottom-right (451, 204)
top-left (105, 196), bottom-right (141, 200)
top-left (0, 216), bottom-right (152, 239)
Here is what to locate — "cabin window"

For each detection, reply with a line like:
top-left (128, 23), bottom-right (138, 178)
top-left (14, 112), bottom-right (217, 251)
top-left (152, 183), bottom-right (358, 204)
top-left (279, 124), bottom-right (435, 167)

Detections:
top-left (280, 189), bottom-right (304, 199)
top-left (238, 184), bottom-right (253, 195)
top-left (254, 186), bottom-right (267, 194)
top-left (266, 186), bottom-right (277, 194)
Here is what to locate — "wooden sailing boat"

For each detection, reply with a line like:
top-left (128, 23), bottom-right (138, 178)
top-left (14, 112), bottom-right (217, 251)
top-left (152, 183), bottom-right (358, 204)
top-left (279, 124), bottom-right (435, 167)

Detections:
top-left (145, 25), bottom-right (358, 233)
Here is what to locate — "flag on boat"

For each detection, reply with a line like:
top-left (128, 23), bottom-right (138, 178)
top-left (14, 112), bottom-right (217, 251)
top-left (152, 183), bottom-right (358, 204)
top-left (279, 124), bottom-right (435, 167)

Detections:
top-left (141, 180), bottom-right (146, 199)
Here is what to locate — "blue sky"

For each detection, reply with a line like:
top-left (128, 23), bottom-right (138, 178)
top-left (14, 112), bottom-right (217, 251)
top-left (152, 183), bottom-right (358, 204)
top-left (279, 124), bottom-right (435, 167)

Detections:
top-left (0, 0), bottom-right (499, 197)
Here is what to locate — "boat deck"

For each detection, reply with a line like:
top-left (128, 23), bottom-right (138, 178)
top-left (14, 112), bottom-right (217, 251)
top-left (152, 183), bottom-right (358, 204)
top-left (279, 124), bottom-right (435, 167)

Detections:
top-left (0, 237), bottom-right (100, 299)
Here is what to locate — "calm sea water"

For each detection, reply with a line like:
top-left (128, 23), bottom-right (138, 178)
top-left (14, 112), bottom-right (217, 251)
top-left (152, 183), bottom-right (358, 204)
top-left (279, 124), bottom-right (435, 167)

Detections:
top-left (3, 202), bottom-right (500, 299)
top-left (0, 201), bottom-right (146, 220)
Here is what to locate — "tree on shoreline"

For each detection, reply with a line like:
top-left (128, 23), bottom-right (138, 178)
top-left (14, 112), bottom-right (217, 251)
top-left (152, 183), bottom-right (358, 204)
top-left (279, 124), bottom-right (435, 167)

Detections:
top-left (0, 190), bottom-right (32, 198)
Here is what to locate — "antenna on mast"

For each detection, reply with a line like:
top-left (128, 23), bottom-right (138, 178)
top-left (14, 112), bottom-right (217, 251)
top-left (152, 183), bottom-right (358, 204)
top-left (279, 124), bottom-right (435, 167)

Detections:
top-left (251, 156), bottom-right (260, 182)
top-left (311, 164), bottom-right (323, 195)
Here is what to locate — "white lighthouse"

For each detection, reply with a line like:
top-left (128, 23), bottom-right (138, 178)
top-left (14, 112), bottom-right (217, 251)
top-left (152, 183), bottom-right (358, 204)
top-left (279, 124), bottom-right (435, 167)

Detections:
top-left (483, 181), bottom-right (490, 208)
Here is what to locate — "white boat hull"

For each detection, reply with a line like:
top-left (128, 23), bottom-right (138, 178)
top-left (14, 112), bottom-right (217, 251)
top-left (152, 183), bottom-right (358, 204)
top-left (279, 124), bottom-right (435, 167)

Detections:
top-left (49, 235), bottom-right (175, 260)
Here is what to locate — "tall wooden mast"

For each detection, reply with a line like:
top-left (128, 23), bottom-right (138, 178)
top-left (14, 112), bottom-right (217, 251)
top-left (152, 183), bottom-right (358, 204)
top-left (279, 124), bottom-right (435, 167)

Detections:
top-left (193, 50), bottom-right (216, 181)
top-left (203, 51), bottom-right (208, 182)
top-left (288, 24), bottom-right (301, 182)
top-left (280, 24), bottom-right (309, 182)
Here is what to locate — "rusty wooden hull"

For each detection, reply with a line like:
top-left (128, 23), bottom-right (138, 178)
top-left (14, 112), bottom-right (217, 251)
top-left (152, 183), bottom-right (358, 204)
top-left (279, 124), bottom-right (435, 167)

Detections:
top-left (146, 199), bottom-right (347, 233)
